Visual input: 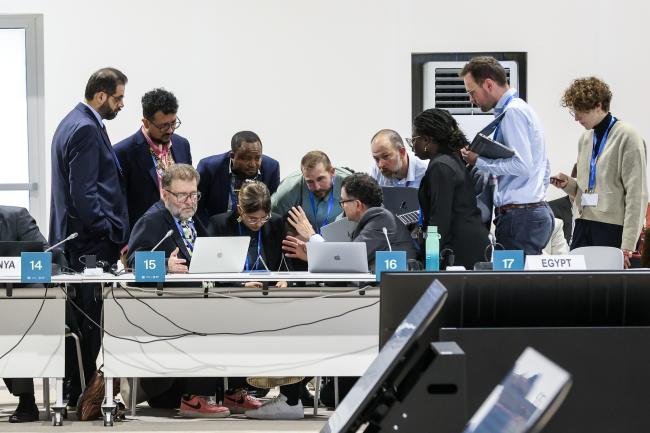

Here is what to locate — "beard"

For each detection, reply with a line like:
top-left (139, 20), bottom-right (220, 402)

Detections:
top-left (381, 158), bottom-right (403, 179)
top-left (98, 100), bottom-right (119, 120)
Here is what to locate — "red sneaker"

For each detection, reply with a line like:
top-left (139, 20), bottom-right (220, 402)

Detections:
top-left (224, 389), bottom-right (263, 414)
top-left (179, 395), bottom-right (230, 418)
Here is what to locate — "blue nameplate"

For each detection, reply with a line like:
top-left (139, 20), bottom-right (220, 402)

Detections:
top-left (376, 251), bottom-right (407, 282)
top-left (21, 252), bottom-right (52, 283)
top-left (135, 251), bottom-right (166, 282)
top-left (493, 250), bottom-right (524, 271)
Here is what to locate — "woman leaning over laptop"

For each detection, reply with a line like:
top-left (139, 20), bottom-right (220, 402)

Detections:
top-left (207, 180), bottom-right (289, 287)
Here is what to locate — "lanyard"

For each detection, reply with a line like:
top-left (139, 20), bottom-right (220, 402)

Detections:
top-left (173, 219), bottom-right (196, 253)
top-left (238, 223), bottom-right (262, 271)
top-left (588, 116), bottom-right (617, 192)
top-left (492, 92), bottom-right (517, 140)
top-left (308, 177), bottom-right (335, 234)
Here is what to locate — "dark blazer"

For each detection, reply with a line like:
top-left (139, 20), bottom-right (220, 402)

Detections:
top-left (49, 103), bottom-right (128, 251)
top-left (197, 152), bottom-right (280, 220)
top-left (352, 207), bottom-right (419, 266)
top-left (207, 211), bottom-right (288, 272)
top-left (127, 201), bottom-right (207, 269)
top-left (0, 206), bottom-right (47, 245)
top-left (419, 153), bottom-right (490, 269)
top-left (114, 129), bottom-right (192, 229)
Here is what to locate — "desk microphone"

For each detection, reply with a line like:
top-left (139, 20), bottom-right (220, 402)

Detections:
top-left (382, 227), bottom-right (392, 252)
top-left (151, 230), bottom-right (174, 252)
top-left (45, 232), bottom-right (78, 252)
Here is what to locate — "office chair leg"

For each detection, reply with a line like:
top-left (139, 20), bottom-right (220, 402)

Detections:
top-left (313, 376), bottom-right (320, 416)
top-left (334, 377), bottom-right (339, 408)
top-left (69, 332), bottom-right (86, 391)
top-left (43, 378), bottom-right (50, 418)
top-left (131, 378), bottom-right (138, 415)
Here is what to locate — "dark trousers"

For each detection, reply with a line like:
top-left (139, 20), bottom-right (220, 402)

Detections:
top-left (571, 219), bottom-right (623, 250)
top-left (65, 239), bottom-right (120, 391)
top-left (495, 205), bottom-right (554, 255)
top-left (3, 378), bottom-right (34, 396)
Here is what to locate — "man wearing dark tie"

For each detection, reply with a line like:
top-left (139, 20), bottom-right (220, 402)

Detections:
top-left (114, 88), bottom-right (192, 229)
top-left (49, 67), bottom-right (129, 406)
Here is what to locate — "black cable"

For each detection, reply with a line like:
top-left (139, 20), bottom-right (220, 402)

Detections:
top-left (66, 286), bottom-right (379, 343)
top-left (0, 286), bottom-right (49, 361)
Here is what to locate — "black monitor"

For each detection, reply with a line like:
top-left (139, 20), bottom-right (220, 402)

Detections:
top-left (321, 280), bottom-right (448, 433)
top-left (461, 347), bottom-right (572, 433)
top-left (0, 241), bottom-right (43, 256)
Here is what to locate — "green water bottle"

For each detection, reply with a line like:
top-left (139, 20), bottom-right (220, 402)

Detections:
top-left (425, 226), bottom-right (440, 271)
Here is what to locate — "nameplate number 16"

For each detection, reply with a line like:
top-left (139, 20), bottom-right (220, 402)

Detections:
top-left (376, 251), bottom-right (407, 282)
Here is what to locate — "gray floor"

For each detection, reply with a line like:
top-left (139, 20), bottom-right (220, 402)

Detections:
top-left (0, 382), bottom-right (332, 432)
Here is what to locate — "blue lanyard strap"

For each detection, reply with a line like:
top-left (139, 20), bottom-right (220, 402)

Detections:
top-left (174, 219), bottom-right (196, 253)
top-left (492, 92), bottom-right (517, 141)
top-left (238, 223), bottom-right (262, 271)
top-left (308, 177), bottom-right (335, 234)
top-left (589, 116), bottom-right (617, 191)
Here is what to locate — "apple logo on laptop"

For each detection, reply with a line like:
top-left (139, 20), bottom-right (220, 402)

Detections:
top-left (334, 255), bottom-right (341, 261)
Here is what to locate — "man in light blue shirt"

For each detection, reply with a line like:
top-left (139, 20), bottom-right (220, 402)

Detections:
top-left (369, 129), bottom-right (428, 188)
top-left (460, 56), bottom-right (553, 254)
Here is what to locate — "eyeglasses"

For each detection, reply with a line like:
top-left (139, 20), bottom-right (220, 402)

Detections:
top-left (405, 136), bottom-right (421, 150)
top-left (339, 198), bottom-right (358, 207)
top-left (148, 117), bottom-right (182, 131)
top-left (242, 213), bottom-right (271, 225)
top-left (466, 87), bottom-right (480, 98)
top-left (164, 190), bottom-right (201, 202)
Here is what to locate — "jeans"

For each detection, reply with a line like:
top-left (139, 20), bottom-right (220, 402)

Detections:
top-left (495, 205), bottom-right (554, 255)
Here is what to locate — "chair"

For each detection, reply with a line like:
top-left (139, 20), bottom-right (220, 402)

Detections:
top-left (569, 246), bottom-right (624, 270)
top-left (43, 325), bottom-right (86, 418)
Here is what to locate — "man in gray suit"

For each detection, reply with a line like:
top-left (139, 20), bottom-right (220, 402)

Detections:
top-left (0, 205), bottom-right (47, 422)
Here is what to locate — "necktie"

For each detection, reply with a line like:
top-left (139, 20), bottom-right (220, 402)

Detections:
top-left (180, 219), bottom-right (196, 256)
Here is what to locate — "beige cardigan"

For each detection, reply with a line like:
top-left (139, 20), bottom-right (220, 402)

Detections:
top-left (563, 121), bottom-right (647, 251)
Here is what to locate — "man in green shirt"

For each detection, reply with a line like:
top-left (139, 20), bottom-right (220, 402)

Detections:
top-left (271, 150), bottom-right (353, 235)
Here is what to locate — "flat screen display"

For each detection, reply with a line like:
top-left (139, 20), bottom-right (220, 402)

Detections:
top-left (321, 279), bottom-right (448, 433)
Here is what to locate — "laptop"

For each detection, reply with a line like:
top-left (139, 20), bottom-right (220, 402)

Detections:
top-left (462, 347), bottom-right (572, 433)
top-left (320, 218), bottom-right (357, 242)
top-left (381, 186), bottom-right (420, 225)
top-left (188, 236), bottom-right (250, 273)
top-left (0, 241), bottom-right (44, 256)
top-left (307, 242), bottom-right (368, 273)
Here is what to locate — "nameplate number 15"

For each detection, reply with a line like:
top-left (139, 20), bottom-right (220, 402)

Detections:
top-left (135, 251), bottom-right (166, 282)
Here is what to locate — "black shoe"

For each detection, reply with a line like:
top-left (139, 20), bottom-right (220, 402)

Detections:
top-left (8, 401), bottom-right (39, 423)
top-left (63, 379), bottom-right (81, 408)
top-left (299, 387), bottom-right (317, 408)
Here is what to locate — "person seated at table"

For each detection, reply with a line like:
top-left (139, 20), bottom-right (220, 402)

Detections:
top-left (127, 163), bottom-right (260, 417)
top-left (207, 180), bottom-right (289, 287)
top-left (197, 130), bottom-right (280, 220)
top-left (281, 173), bottom-right (419, 268)
top-left (0, 205), bottom-right (48, 423)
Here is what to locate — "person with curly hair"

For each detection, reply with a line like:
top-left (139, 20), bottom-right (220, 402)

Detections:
top-left (551, 77), bottom-right (647, 267)
top-left (409, 108), bottom-right (490, 269)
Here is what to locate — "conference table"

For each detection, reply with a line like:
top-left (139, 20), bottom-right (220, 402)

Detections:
top-left (0, 271), bottom-right (378, 426)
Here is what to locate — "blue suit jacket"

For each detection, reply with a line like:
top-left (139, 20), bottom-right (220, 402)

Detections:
top-left (49, 103), bottom-right (129, 250)
top-left (196, 151), bottom-right (280, 219)
top-left (114, 129), bottom-right (192, 229)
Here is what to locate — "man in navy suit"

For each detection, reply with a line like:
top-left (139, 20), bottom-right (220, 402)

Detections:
top-left (49, 67), bottom-right (129, 405)
top-left (114, 88), bottom-right (192, 229)
top-left (197, 131), bottom-right (280, 220)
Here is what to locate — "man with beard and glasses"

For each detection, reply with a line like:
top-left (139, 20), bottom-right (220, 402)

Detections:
top-left (369, 129), bottom-right (428, 188)
top-left (49, 67), bottom-right (129, 407)
top-left (126, 164), bottom-right (249, 418)
top-left (271, 150), bottom-right (353, 234)
top-left (197, 130), bottom-right (280, 220)
top-left (115, 88), bottom-right (192, 229)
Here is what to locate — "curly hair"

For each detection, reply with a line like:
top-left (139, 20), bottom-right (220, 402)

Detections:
top-left (341, 173), bottom-right (383, 208)
top-left (142, 88), bottom-right (179, 119)
top-left (561, 77), bottom-right (612, 112)
top-left (238, 180), bottom-right (271, 214)
top-left (413, 108), bottom-right (469, 153)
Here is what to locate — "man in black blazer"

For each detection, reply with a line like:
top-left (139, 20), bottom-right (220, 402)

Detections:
top-left (0, 205), bottom-right (46, 422)
top-left (114, 88), bottom-right (192, 229)
top-left (49, 67), bottom-right (129, 405)
top-left (126, 164), bottom-right (236, 417)
top-left (197, 131), bottom-right (280, 220)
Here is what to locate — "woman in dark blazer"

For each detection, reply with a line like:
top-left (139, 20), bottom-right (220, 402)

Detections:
top-left (208, 180), bottom-right (289, 286)
top-left (410, 108), bottom-right (490, 269)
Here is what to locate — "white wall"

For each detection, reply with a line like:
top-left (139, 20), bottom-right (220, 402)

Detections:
top-left (1, 0), bottom-right (648, 230)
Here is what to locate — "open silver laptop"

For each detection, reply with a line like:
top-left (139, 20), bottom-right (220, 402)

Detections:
top-left (320, 218), bottom-right (358, 242)
top-left (307, 242), bottom-right (369, 273)
top-left (188, 236), bottom-right (249, 273)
